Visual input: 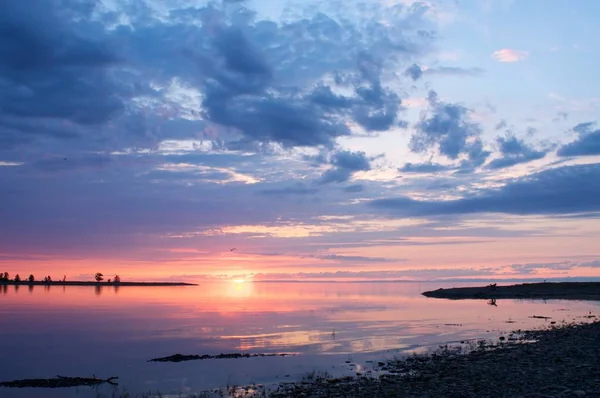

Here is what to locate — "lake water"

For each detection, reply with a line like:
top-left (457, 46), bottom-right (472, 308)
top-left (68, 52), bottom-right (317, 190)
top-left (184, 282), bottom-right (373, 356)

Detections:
top-left (1, 281), bottom-right (598, 397)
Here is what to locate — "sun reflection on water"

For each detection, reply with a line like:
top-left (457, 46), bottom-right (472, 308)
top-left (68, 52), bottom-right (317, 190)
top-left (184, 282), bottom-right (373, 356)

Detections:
top-left (225, 279), bottom-right (254, 298)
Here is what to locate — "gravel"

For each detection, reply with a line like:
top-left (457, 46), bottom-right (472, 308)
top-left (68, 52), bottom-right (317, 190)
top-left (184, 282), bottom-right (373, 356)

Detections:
top-left (265, 321), bottom-right (600, 398)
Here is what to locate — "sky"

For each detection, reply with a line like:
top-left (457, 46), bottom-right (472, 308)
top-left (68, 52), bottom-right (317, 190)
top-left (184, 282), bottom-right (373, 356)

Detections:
top-left (1, 0), bottom-right (600, 282)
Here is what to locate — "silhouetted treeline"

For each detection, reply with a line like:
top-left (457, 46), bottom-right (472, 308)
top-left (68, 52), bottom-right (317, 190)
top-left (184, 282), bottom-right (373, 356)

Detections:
top-left (0, 272), bottom-right (121, 284)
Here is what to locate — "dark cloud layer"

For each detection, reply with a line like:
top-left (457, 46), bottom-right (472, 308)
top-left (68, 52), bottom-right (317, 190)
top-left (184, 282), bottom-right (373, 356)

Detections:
top-left (1, 0), bottom-right (435, 153)
top-left (0, 1), bottom-right (125, 148)
top-left (117, 2), bottom-right (431, 149)
top-left (557, 122), bottom-right (600, 157)
top-left (371, 163), bottom-right (600, 216)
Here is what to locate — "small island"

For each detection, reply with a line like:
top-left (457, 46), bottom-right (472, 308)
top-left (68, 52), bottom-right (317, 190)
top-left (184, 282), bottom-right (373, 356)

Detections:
top-left (0, 271), bottom-right (196, 287)
top-left (422, 281), bottom-right (600, 300)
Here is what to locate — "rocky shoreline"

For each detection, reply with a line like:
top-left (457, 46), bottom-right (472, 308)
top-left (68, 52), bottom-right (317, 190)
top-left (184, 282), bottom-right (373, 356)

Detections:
top-left (149, 352), bottom-right (294, 362)
top-left (262, 320), bottom-right (600, 398)
top-left (0, 375), bottom-right (119, 388)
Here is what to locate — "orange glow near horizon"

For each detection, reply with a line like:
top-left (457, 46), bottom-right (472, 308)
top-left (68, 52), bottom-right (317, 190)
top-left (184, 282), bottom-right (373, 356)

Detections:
top-left (2, 254), bottom-right (599, 282)
top-left (1, 216), bottom-right (599, 282)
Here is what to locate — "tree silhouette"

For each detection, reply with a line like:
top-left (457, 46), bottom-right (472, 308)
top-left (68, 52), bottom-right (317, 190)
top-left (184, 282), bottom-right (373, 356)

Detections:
top-left (95, 272), bottom-right (104, 282)
top-left (2, 272), bottom-right (9, 281)
top-left (28, 274), bottom-right (35, 282)
top-left (114, 275), bottom-right (121, 283)
top-left (43, 276), bottom-right (52, 283)
top-left (14, 274), bottom-right (21, 282)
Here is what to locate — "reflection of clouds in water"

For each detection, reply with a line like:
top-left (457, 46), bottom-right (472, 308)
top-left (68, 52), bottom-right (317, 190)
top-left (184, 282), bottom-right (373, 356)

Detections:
top-left (0, 283), bottom-right (599, 376)
top-left (1, 282), bottom-right (599, 396)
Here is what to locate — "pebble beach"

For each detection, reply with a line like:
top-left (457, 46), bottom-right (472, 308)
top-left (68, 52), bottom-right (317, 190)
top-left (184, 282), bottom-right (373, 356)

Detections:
top-left (264, 320), bottom-right (600, 398)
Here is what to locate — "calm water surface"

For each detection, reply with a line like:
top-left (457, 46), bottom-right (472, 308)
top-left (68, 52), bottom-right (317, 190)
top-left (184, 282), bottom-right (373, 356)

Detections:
top-left (1, 281), bottom-right (598, 397)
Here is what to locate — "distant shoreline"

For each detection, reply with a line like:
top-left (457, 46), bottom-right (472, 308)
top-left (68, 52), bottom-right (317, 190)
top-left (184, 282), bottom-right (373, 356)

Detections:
top-left (422, 281), bottom-right (600, 300)
top-left (0, 281), bottom-right (197, 287)
top-left (252, 277), bottom-right (600, 283)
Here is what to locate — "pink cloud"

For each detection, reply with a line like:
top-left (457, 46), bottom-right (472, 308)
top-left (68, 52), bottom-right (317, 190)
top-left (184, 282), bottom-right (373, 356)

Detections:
top-left (491, 48), bottom-right (529, 62)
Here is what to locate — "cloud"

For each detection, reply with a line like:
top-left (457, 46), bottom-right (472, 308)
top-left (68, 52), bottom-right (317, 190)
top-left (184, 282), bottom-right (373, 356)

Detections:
top-left (557, 122), bottom-right (600, 157)
top-left (404, 64), bottom-right (423, 81)
top-left (491, 48), bottom-right (529, 62)
top-left (252, 268), bottom-right (498, 281)
top-left (33, 154), bottom-right (112, 172)
top-left (3, 0), bottom-right (597, 281)
top-left (580, 260), bottom-right (600, 268)
top-left (552, 111), bottom-right (569, 123)
top-left (0, 0), bottom-right (445, 264)
top-left (260, 185), bottom-right (319, 196)
top-left (507, 261), bottom-right (576, 275)
top-left (0, 1), bottom-right (125, 147)
top-left (423, 66), bottom-right (485, 76)
top-left (342, 184), bottom-right (365, 193)
top-left (213, 27), bottom-right (271, 76)
top-left (573, 122), bottom-right (596, 135)
top-left (181, 4), bottom-right (432, 148)
top-left (486, 135), bottom-right (548, 169)
top-left (320, 150), bottom-right (371, 184)
top-left (399, 162), bottom-right (455, 173)
top-left (459, 138), bottom-right (491, 170)
top-left (0, 161), bottom-right (23, 167)
top-left (404, 65), bottom-right (483, 81)
top-left (155, 163), bottom-right (261, 184)
top-left (302, 253), bottom-right (398, 263)
top-left (1, 0), bottom-right (437, 153)
top-left (409, 90), bottom-right (484, 160)
top-left (370, 163), bottom-right (600, 216)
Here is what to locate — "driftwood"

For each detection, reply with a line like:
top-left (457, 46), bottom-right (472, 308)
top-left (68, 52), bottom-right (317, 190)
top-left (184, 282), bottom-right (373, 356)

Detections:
top-left (149, 352), bottom-right (294, 363)
top-left (0, 375), bottom-right (119, 388)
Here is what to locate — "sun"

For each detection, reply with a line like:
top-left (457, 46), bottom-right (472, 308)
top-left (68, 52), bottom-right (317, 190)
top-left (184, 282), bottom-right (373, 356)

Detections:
top-left (225, 278), bottom-right (254, 298)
